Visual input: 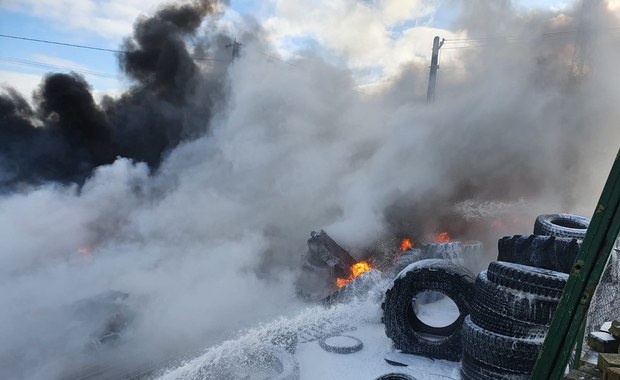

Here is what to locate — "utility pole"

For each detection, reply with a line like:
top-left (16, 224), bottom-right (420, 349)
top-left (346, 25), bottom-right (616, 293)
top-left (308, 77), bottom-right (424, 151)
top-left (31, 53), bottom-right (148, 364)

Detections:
top-left (426, 36), bottom-right (444, 103)
top-left (570, 0), bottom-right (600, 79)
top-left (225, 38), bottom-right (242, 60)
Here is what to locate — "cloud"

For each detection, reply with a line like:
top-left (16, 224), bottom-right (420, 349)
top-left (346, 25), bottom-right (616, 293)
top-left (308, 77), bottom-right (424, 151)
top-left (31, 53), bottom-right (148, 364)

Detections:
top-left (262, 0), bottom-right (465, 81)
top-left (3, 0), bottom-right (163, 39)
top-left (2, 1), bottom-right (620, 378)
top-left (0, 70), bottom-right (42, 98)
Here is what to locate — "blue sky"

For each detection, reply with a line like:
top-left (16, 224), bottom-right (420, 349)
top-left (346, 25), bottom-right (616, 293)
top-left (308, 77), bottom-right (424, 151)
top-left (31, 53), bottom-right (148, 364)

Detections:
top-left (0, 0), bottom-right (572, 99)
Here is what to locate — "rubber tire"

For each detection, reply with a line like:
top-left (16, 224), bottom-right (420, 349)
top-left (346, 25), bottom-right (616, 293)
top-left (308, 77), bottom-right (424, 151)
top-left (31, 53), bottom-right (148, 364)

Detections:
top-left (318, 335), bottom-right (363, 354)
top-left (269, 347), bottom-right (301, 380)
top-left (487, 261), bottom-right (568, 298)
top-left (475, 271), bottom-right (560, 325)
top-left (198, 345), bottom-right (300, 380)
top-left (534, 213), bottom-right (590, 239)
top-left (382, 259), bottom-right (475, 362)
top-left (375, 374), bottom-right (417, 380)
top-left (462, 316), bottom-right (542, 373)
top-left (497, 235), bottom-right (581, 274)
top-left (469, 299), bottom-right (549, 339)
top-left (461, 353), bottom-right (530, 380)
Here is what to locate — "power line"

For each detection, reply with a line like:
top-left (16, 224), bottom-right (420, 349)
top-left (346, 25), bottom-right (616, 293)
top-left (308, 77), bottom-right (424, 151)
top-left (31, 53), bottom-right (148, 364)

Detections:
top-left (0, 33), bottom-right (230, 62)
top-left (0, 56), bottom-right (122, 80)
top-left (261, 52), bottom-right (300, 67)
top-left (442, 25), bottom-right (620, 49)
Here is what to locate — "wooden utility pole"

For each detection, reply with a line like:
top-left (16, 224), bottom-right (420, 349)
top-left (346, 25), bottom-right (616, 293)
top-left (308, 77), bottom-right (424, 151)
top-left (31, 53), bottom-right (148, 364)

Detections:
top-left (426, 36), bottom-right (444, 103)
top-left (225, 38), bottom-right (242, 60)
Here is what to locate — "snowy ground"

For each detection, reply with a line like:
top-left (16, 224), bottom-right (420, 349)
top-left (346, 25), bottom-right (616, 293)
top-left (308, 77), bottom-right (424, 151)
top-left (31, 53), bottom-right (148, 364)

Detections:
top-left (296, 323), bottom-right (460, 380)
top-left (153, 281), bottom-right (462, 380)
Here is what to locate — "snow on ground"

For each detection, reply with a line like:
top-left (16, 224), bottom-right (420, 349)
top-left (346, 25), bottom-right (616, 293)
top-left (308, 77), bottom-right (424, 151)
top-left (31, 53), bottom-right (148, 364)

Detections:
top-left (297, 323), bottom-right (460, 380)
top-left (154, 280), bottom-right (461, 380)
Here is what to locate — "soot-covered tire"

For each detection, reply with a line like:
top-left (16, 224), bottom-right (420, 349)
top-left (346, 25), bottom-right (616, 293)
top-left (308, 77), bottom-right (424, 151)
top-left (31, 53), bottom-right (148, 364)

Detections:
top-left (497, 235), bottom-right (581, 274)
top-left (534, 213), bottom-right (590, 240)
top-left (475, 271), bottom-right (560, 325)
top-left (382, 259), bottom-right (475, 362)
top-left (318, 335), bottom-right (363, 354)
top-left (487, 261), bottom-right (568, 298)
top-left (469, 300), bottom-right (549, 339)
top-left (462, 316), bottom-right (542, 373)
top-left (374, 374), bottom-right (417, 380)
top-left (461, 353), bottom-right (530, 380)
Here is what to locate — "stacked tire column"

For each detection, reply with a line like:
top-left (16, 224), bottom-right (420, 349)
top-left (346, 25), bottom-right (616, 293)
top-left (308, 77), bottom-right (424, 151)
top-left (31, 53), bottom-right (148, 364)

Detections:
top-left (460, 261), bottom-right (568, 379)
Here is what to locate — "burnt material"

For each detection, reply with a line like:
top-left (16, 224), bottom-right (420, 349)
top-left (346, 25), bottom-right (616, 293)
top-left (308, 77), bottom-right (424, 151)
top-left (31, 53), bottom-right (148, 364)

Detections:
top-left (297, 230), bottom-right (357, 301)
top-left (305, 230), bottom-right (356, 275)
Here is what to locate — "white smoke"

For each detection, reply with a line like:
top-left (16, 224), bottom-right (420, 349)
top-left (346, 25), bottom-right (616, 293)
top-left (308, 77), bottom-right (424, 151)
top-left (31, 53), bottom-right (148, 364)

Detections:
top-left (1, 1), bottom-right (620, 378)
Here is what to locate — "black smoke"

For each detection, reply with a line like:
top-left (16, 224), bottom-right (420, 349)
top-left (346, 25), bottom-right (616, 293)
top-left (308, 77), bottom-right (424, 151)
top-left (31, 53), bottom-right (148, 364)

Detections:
top-left (0, 0), bottom-right (228, 192)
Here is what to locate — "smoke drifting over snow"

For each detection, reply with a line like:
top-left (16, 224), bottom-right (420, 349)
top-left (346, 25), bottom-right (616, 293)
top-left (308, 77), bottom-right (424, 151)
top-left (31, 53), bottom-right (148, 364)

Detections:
top-left (1, 0), bottom-right (620, 378)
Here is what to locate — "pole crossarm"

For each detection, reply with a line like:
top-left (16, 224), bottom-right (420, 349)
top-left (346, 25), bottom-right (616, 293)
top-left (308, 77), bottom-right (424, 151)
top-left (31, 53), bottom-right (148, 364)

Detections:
top-left (531, 149), bottom-right (620, 379)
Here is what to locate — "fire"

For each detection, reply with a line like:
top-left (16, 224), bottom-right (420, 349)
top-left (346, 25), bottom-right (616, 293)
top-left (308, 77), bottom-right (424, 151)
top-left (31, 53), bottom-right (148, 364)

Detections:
top-left (336, 260), bottom-right (373, 289)
top-left (434, 232), bottom-right (452, 243)
top-left (392, 238), bottom-right (414, 264)
top-left (78, 247), bottom-right (93, 256)
top-left (399, 238), bottom-right (414, 253)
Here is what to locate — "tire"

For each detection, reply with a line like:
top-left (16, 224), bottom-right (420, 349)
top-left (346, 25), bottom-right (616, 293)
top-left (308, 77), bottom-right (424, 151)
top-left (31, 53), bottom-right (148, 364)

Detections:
top-left (487, 261), bottom-right (568, 299)
top-left (534, 213), bottom-right (590, 240)
top-left (196, 345), bottom-right (300, 380)
top-left (382, 259), bottom-right (475, 361)
top-left (391, 249), bottom-right (425, 275)
top-left (270, 347), bottom-right (301, 380)
top-left (375, 374), bottom-right (417, 380)
top-left (474, 271), bottom-right (560, 325)
top-left (469, 299), bottom-right (549, 339)
top-left (318, 335), bottom-right (363, 354)
top-left (461, 353), bottom-right (530, 380)
top-left (497, 235), bottom-right (581, 274)
top-left (462, 316), bottom-right (542, 373)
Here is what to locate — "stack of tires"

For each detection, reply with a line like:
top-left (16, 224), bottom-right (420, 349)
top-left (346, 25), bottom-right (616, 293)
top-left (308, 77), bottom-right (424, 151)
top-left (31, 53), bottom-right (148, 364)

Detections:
top-left (461, 262), bottom-right (569, 379)
top-left (461, 213), bottom-right (589, 379)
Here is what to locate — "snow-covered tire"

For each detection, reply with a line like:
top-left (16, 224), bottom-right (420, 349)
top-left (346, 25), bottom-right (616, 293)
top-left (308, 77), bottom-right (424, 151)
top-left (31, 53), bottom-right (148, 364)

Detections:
top-left (374, 373), bottom-right (417, 380)
top-left (487, 261), bottom-right (568, 299)
top-left (462, 316), bottom-right (542, 373)
top-left (318, 335), bottom-right (363, 354)
top-left (469, 299), bottom-right (548, 339)
top-left (391, 249), bottom-right (425, 275)
top-left (461, 353), bottom-right (529, 380)
top-left (196, 345), bottom-right (300, 380)
top-left (497, 235), bottom-right (581, 274)
top-left (270, 347), bottom-right (301, 380)
top-left (382, 259), bottom-right (475, 361)
top-left (474, 271), bottom-right (560, 325)
top-left (534, 213), bottom-right (590, 240)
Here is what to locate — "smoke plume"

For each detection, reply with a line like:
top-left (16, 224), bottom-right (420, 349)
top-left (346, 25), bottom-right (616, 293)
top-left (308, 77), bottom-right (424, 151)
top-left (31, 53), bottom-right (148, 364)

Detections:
top-left (0, 0), bottom-right (227, 190)
top-left (1, 0), bottom-right (619, 378)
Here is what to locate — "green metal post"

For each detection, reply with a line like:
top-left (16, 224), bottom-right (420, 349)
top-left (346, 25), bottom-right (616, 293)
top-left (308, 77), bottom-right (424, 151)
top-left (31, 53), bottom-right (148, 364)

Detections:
top-left (572, 318), bottom-right (586, 370)
top-left (531, 149), bottom-right (620, 380)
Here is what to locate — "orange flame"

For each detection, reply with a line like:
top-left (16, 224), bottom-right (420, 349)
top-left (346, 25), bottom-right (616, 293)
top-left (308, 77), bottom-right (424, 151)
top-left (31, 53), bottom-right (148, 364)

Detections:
top-left (399, 238), bottom-right (414, 253)
top-left (336, 260), bottom-right (373, 289)
top-left (434, 232), bottom-right (452, 243)
top-left (78, 247), bottom-right (93, 256)
top-left (392, 238), bottom-right (414, 264)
